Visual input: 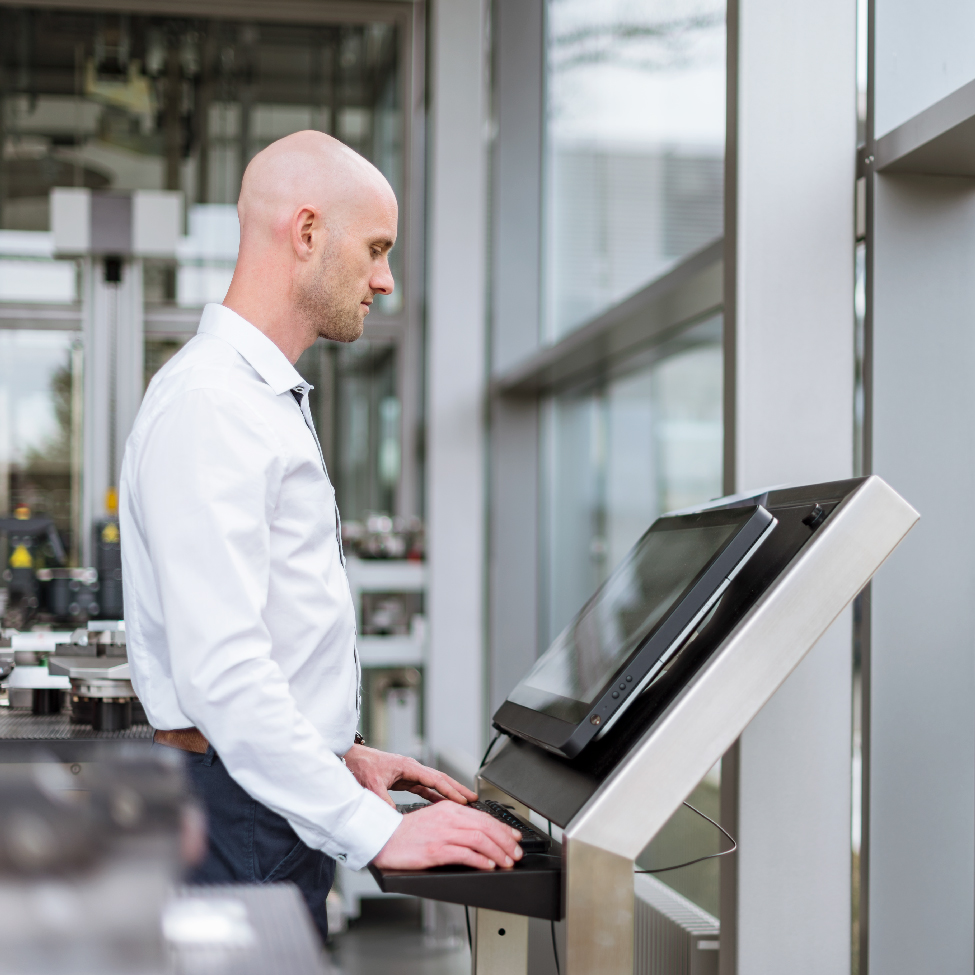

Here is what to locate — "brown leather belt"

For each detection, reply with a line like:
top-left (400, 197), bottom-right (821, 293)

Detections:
top-left (153, 727), bottom-right (209, 754)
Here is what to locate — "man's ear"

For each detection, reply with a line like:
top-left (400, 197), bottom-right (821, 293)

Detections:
top-left (292, 206), bottom-right (319, 261)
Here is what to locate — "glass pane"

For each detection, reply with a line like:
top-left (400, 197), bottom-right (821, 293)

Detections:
top-left (294, 338), bottom-right (400, 524)
top-left (542, 317), bottom-right (723, 916)
top-left (0, 330), bottom-right (81, 558)
top-left (0, 10), bottom-right (404, 314)
top-left (544, 0), bottom-right (726, 339)
top-left (144, 336), bottom-right (190, 390)
top-left (544, 316), bottom-right (722, 645)
top-left (332, 340), bottom-right (398, 521)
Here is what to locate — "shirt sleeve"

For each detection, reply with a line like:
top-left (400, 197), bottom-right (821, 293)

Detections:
top-left (133, 386), bottom-right (401, 870)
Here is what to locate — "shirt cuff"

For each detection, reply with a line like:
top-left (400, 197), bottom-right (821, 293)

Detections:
top-left (325, 789), bottom-right (403, 871)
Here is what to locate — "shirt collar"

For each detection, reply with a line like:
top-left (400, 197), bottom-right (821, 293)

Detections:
top-left (197, 303), bottom-right (309, 396)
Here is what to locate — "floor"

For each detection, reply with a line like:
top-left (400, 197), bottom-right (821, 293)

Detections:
top-left (325, 900), bottom-right (471, 975)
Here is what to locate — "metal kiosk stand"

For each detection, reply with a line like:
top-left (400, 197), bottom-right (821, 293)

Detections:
top-left (371, 476), bottom-right (918, 975)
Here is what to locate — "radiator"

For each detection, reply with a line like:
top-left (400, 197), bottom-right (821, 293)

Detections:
top-left (634, 874), bottom-right (719, 975)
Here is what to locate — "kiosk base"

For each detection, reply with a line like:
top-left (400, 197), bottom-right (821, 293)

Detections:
top-left (373, 478), bottom-right (919, 975)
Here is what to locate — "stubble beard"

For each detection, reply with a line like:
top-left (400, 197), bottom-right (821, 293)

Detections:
top-left (295, 244), bottom-right (367, 344)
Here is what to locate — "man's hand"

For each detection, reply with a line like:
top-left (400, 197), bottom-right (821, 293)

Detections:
top-left (344, 744), bottom-right (478, 807)
top-left (372, 801), bottom-right (524, 871)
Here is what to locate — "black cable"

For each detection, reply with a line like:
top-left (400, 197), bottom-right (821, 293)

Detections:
top-left (635, 801), bottom-right (737, 874)
top-left (479, 732), bottom-right (502, 769)
top-left (465, 905), bottom-right (472, 952)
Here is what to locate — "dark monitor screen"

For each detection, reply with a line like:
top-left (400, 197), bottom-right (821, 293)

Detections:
top-left (497, 504), bottom-right (775, 756)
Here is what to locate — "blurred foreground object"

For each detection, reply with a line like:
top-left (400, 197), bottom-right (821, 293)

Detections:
top-left (0, 753), bottom-right (185, 975)
top-left (0, 754), bottom-right (324, 973)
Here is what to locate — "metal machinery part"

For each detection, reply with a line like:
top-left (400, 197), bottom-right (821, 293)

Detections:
top-left (47, 657), bottom-right (138, 731)
top-left (72, 676), bottom-right (136, 731)
top-left (371, 476), bottom-right (920, 975)
top-left (49, 622), bottom-right (142, 731)
top-left (35, 568), bottom-right (100, 621)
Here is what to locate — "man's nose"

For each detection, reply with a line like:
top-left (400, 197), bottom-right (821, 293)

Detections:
top-left (371, 259), bottom-right (394, 296)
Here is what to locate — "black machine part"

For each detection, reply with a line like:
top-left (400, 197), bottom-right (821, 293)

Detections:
top-left (483, 477), bottom-right (863, 829)
top-left (0, 517), bottom-right (67, 567)
top-left (93, 518), bottom-right (123, 620)
top-left (31, 689), bottom-right (64, 716)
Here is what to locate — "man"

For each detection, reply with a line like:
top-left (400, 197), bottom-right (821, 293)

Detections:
top-left (119, 131), bottom-right (522, 941)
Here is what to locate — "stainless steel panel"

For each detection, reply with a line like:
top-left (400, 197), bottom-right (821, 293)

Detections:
top-left (563, 839), bottom-right (633, 975)
top-left (565, 475), bottom-right (917, 858)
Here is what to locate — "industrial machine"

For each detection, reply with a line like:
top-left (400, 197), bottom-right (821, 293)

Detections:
top-left (0, 504), bottom-right (68, 628)
top-left (370, 476), bottom-right (919, 975)
top-left (49, 621), bottom-right (143, 731)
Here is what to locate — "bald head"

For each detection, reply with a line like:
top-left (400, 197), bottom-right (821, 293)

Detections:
top-left (224, 131), bottom-right (398, 361)
top-left (238, 131), bottom-right (393, 244)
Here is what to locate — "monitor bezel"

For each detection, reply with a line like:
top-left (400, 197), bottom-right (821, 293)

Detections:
top-left (494, 504), bottom-right (776, 758)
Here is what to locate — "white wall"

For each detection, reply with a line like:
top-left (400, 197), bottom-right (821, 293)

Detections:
top-left (425, 0), bottom-right (489, 772)
top-left (869, 175), bottom-right (975, 975)
top-left (875, 0), bottom-right (975, 137)
top-left (728, 0), bottom-right (856, 970)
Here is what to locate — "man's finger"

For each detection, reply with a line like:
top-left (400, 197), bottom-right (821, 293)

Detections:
top-left (391, 762), bottom-right (476, 804)
top-left (402, 786), bottom-right (445, 803)
top-left (434, 771), bottom-right (478, 803)
top-left (434, 845), bottom-right (497, 871)
top-left (362, 780), bottom-right (397, 807)
top-left (449, 807), bottom-right (523, 860)
top-left (444, 827), bottom-right (516, 868)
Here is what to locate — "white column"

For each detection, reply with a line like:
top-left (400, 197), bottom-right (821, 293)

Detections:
top-left (425, 0), bottom-right (489, 772)
top-left (82, 258), bottom-right (143, 565)
top-left (115, 258), bottom-right (145, 487)
top-left (869, 176), bottom-right (975, 975)
top-left (82, 259), bottom-right (110, 566)
top-left (727, 0), bottom-right (856, 971)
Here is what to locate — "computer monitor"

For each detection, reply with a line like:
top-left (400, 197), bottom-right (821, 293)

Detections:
top-left (493, 504), bottom-right (776, 759)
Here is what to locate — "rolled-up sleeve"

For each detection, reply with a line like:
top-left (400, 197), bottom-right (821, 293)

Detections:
top-left (134, 387), bottom-right (401, 869)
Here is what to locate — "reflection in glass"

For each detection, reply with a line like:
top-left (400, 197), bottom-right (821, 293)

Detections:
top-left (294, 339), bottom-right (400, 523)
top-left (0, 9), bottom-right (404, 313)
top-left (545, 0), bottom-right (725, 338)
top-left (523, 518), bottom-right (737, 713)
top-left (0, 331), bottom-right (80, 556)
top-left (144, 336), bottom-right (189, 390)
top-left (542, 317), bottom-right (723, 914)
top-left (544, 317), bottom-right (722, 646)
top-left (332, 341), bottom-right (398, 521)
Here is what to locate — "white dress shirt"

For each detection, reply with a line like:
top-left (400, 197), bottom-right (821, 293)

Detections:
top-left (120, 303), bottom-right (402, 870)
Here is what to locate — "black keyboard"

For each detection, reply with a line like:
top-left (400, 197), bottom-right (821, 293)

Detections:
top-left (396, 798), bottom-right (552, 855)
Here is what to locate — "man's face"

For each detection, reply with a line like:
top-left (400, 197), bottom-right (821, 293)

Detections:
top-left (296, 186), bottom-right (397, 344)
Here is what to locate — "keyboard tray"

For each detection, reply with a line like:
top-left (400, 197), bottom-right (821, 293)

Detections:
top-left (368, 837), bottom-right (562, 920)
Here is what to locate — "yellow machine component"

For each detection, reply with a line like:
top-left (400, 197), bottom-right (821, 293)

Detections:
top-left (9, 544), bottom-right (32, 569)
top-left (13, 503), bottom-right (30, 520)
top-left (101, 522), bottom-right (120, 544)
top-left (105, 487), bottom-right (118, 516)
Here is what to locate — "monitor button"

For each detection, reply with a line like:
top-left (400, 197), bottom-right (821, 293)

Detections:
top-left (625, 675), bottom-right (633, 682)
top-left (619, 683), bottom-right (626, 691)
top-left (612, 691), bottom-right (619, 699)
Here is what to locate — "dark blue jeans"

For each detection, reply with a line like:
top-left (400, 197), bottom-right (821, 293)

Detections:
top-left (179, 745), bottom-right (336, 943)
